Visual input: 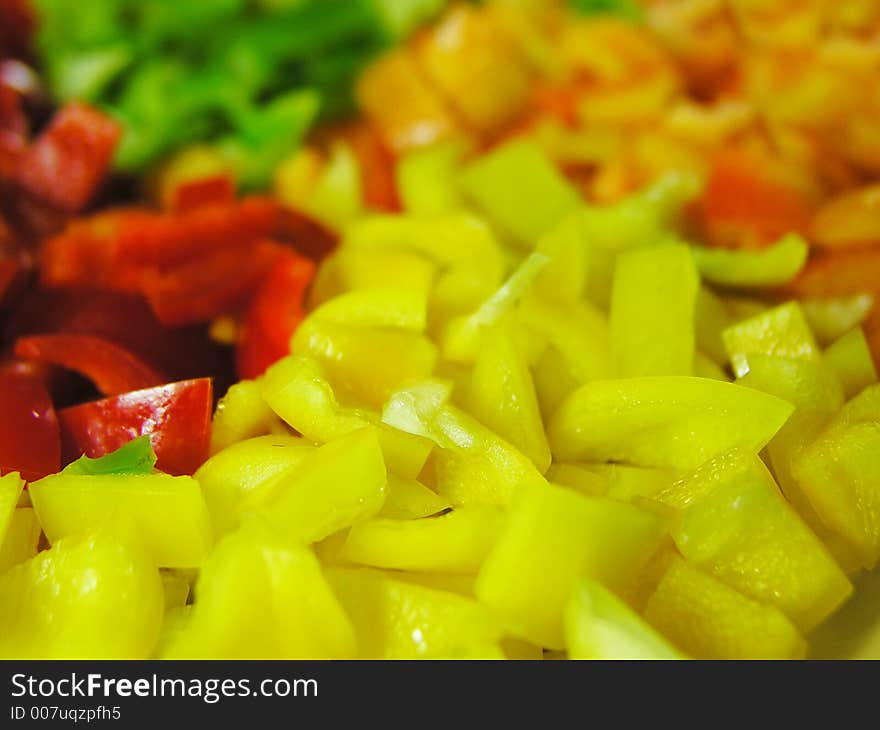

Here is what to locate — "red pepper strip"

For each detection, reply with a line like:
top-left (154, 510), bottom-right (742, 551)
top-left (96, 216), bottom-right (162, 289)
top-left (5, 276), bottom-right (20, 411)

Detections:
top-left (274, 206), bottom-right (337, 261)
top-left (141, 238), bottom-right (285, 326)
top-left (16, 102), bottom-right (122, 212)
top-left (698, 148), bottom-right (813, 249)
top-left (172, 174), bottom-right (236, 212)
top-left (14, 333), bottom-right (165, 397)
top-left (783, 247), bottom-right (880, 299)
top-left (343, 122), bottom-right (400, 212)
top-left (0, 366), bottom-right (60, 481)
top-left (529, 82), bottom-right (580, 127)
top-left (236, 250), bottom-right (316, 379)
top-left (59, 378), bottom-right (213, 476)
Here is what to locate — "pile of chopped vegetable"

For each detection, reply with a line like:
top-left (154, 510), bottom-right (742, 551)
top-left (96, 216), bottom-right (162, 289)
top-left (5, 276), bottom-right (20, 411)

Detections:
top-left (2, 0), bottom-right (880, 660)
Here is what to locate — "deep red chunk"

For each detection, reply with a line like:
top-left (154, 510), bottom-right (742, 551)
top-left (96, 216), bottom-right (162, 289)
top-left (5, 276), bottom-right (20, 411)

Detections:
top-left (58, 378), bottom-right (213, 476)
top-left (14, 333), bottom-right (165, 396)
top-left (172, 174), bottom-right (236, 212)
top-left (15, 102), bottom-right (122, 212)
top-left (274, 206), bottom-right (337, 261)
top-left (0, 0), bottom-right (35, 60)
top-left (236, 250), bottom-right (316, 379)
top-left (0, 366), bottom-right (61, 481)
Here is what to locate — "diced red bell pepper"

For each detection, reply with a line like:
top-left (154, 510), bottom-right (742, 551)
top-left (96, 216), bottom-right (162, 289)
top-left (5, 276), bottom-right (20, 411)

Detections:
top-left (0, 253), bottom-right (18, 300)
top-left (16, 102), bottom-right (122, 212)
top-left (0, 366), bottom-right (61, 481)
top-left (342, 122), bottom-right (400, 212)
top-left (274, 206), bottom-right (337, 261)
top-left (0, 0), bottom-right (35, 60)
top-left (58, 378), bottom-right (213, 476)
top-left (784, 248), bottom-right (880, 299)
top-left (172, 174), bottom-right (236, 212)
top-left (141, 238), bottom-right (285, 326)
top-left (236, 250), bottom-right (316, 379)
top-left (699, 148), bottom-right (813, 248)
top-left (14, 333), bottom-right (165, 396)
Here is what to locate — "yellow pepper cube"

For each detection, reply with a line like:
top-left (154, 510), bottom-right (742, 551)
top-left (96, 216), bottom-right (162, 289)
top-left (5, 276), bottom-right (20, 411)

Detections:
top-left (210, 378), bottom-right (280, 454)
top-left (0, 532), bottom-right (163, 658)
top-left (465, 321), bottom-right (551, 472)
top-left (0, 471), bottom-right (24, 547)
top-left (195, 435), bottom-right (316, 536)
top-left (823, 327), bottom-right (878, 399)
top-left (29, 472), bottom-right (213, 569)
top-left (257, 427), bottom-right (387, 544)
top-left (164, 523), bottom-right (355, 659)
top-left (341, 506), bottom-right (503, 574)
top-left (565, 579), bottom-right (683, 660)
top-left (652, 449), bottom-right (851, 631)
top-left (792, 384), bottom-right (880, 568)
top-left (308, 286), bottom-right (429, 332)
top-left (723, 301), bottom-right (820, 378)
top-left (548, 376), bottom-right (794, 470)
top-left (0, 508), bottom-right (41, 574)
top-left (643, 557), bottom-right (806, 660)
top-left (475, 482), bottom-right (668, 648)
top-left (379, 475), bottom-right (451, 520)
top-left (327, 566), bottom-right (502, 659)
top-left (610, 242), bottom-right (699, 377)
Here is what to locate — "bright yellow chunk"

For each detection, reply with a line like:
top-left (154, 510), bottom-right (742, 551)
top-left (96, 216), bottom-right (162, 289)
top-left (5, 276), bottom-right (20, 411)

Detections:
top-left (0, 471), bottom-right (24, 547)
top-left (802, 294), bottom-right (875, 345)
top-left (723, 301), bottom-right (820, 378)
top-left (379, 475), bottom-right (451, 520)
top-left (792, 384), bottom-right (880, 568)
top-left (195, 435), bottom-right (316, 536)
top-left (465, 321), bottom-right (551, 472)
top-left (643, 557), bottom-right (806, 660)
top-left (308, 287), bottom-right (428, 332)
top-left (30, 473), bottom-right (213, 568)
top-left (475, 482), bottom-right (667, 648)
top-left (256, 427), bottom-right (387, 544)
top-left (396, 138), bottom-right (468, 215)
top-left (652, 449), bottom-right (851, 631)
top-left (262, 355), bottom-right (433, 479)
top-left (327, 567), bottom-right (502, 659)
top-left (0, 508), bottom-right (41, 574)
top-left (210, 378), bottom-right (279, 454)
top-left (565, 579), bottom-right (683, 660)
top-left (164, 523), bottom-right (355, 659)
top-left (610, 242), bottom-right (698, 376)
top-left (341, 506), bottom-right (503, 573)
top-left (823, 327), bottom-right (878, 399)
top-left (0, 532), bottom-right (163, 658)
top-left (548, 376), bottom-right (794, 470)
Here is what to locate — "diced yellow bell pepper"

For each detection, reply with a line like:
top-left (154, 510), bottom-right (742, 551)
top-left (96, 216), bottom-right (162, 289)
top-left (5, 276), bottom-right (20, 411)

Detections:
top-left (823, 327), bottom-right (878, 399)
top-left (161, 569), bottom-right (192, 611)
top-left (396, 138), bottom-right (469, 215)
top-left (459, 139), bottom-right (579, 245)
top-left (475, 481), bottom-right (667, 648)
top-left (610, 242), bottom-right (698, 376)
top-left (30, 472), bottom-right (213, 568)
top-left (262, 355), bottom-right (433, 479)
top-left (532, 345), bottom-right (583, 419)
top-left (502, 637), bottom-right (545, 660)
top-left (545, 463), bottom-right (609, 497)
top-left (307, 286), bottom-right (428, 332)
top-left (382, 378), bottom-right (452, 440)
top-left (0, 471), bottom-right (24, 547)
top-left (595, 463), bottom-right (677, 503)
top-left (379, 474), bottom-right (451, 520)
top-left (310, 247), bottom-right (437, 308)
top-left (341, 506), bottom-right (503, 574)
top-left (651, 449), bottom-right (851, 631)
top-left (737, 354), bottom-right (844, 531)
top-left (0, 532), bottom-right (163, 658)
top-left (643, 556), bottom-right (806, 660)
top-left (344, 213), bottom-right (506, 287)
top-left (723, 301), bottom-right (820, 378)
top-left (691, 233), bottom-right (808, 288)
top-left (465, 321), bottom-right (551, 471)
top-left (0, 507), bottom-right (41, 574)
top-left (694, 352), bottom-right (729, 380)
top-left (802, 294), bottom-right (875, 345)
top-left (695, 286), bottom-right (733, 365)
top-left (792, 384), bottom-right (880, 568)
top-left (442, 253), bottom-right (549, 363)
top-left (164, 522), bottom-right (355, 659)
top-left (393, 570), bottom-right (477, 597)
top-left (274, 142), bottom-right (362, 231)
top-left (565, 579), bottom-right (683, 659)
top-left (327, 566), bottom-right (502, 658)
top-left (533, 213), bottom-right (590, 305)
top-left (210, 378), bottom-right (279, 455)
top-left (548, 376), bottom-right (794, 470)
top-left (256, 427), bottom-right (387, 544)
top-left (428, 405), bottom-right (543, 507)
top-left (292, 318), bottom-right (438, 408)
top-left (195, 435), bottom-right (316, 536)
